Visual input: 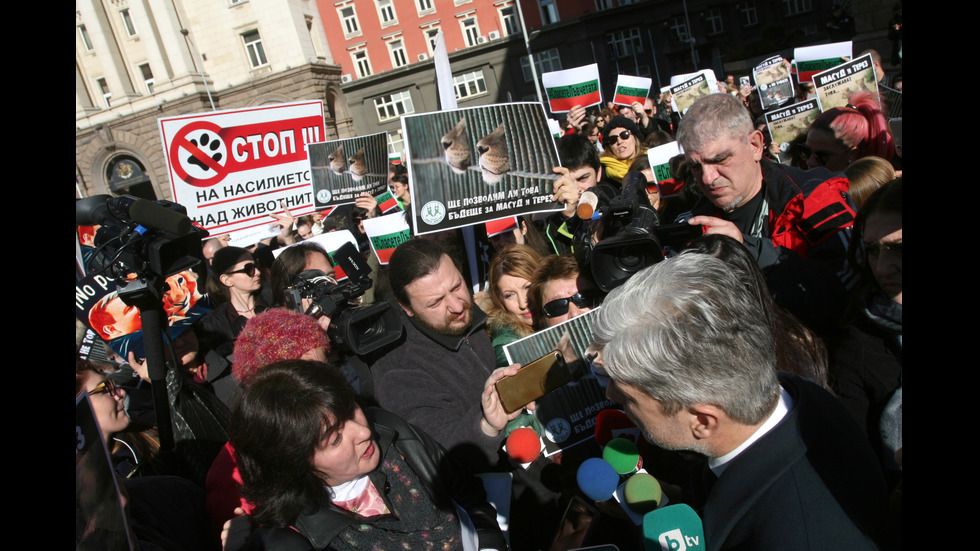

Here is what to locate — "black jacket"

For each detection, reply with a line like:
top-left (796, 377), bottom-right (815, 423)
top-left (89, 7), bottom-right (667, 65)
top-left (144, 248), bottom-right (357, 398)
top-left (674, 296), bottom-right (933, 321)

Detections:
top-left (259, 408), bottom-right (507, 550)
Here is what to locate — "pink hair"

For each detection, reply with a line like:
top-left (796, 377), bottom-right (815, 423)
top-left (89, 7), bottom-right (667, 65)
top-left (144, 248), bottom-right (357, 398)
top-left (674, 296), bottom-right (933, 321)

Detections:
top-left (811, 90), bottom-right (894, 161)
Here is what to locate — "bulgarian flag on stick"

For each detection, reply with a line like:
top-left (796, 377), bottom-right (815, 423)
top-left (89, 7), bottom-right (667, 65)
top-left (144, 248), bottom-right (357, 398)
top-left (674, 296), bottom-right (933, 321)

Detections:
top-left (613, 75), bottom-right (652, 107)
top-left (542, 64), bottom-right (602, 113)
top-left (375, 189), bottom-right (401, 214)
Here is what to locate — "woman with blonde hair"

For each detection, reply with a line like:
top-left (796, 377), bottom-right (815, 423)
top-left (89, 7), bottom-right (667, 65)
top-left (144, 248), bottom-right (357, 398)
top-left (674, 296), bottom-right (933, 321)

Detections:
top-left (482, 244), bottom-right (542, 367)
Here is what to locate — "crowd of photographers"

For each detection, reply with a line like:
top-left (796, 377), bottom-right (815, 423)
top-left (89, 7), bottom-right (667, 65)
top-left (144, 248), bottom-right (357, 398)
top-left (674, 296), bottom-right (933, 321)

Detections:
top-left (77, 67), bottom-right (902, 550)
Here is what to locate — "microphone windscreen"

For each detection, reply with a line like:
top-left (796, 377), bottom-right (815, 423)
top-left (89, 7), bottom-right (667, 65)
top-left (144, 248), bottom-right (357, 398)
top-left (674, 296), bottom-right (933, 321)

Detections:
top-left (576, 191), bottom-right (599, 220)
top-left (603, 437), bottom-right (640, 475)
top-left (576, 458), bottom-right (619, 502)
top-left (506, 427), bottom-right (541, 463)
top-left (624, 473), bottom-right (662, 515)
top-left (642, 504), bottom-right (705, 551)
top-left (129, 199), bottom-right (193, 235)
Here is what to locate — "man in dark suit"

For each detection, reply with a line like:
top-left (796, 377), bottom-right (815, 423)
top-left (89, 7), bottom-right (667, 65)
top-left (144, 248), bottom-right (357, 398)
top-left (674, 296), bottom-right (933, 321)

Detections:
top-left (591, 253), bottom-right (891, 550)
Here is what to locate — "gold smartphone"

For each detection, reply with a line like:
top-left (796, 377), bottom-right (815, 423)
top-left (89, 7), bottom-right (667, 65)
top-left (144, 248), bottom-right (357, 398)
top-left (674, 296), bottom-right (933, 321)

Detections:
top-left (496, 351), bottom-right (570, 413)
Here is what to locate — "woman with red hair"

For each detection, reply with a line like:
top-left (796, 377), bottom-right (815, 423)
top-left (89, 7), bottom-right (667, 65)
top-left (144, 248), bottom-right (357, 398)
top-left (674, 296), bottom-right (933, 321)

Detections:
top-left (805, 91), bottom-right (894, 172)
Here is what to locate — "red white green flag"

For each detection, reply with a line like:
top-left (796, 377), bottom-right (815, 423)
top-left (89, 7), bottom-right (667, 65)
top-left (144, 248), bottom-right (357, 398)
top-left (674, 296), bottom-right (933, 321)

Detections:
top-left (363, 212), bottom-right (411, 265)
top-left (542, 64), bottom-right (602, 113)
top-left (375, 189), bottom-right (400, 214)
top-left (613, 75), bottom-right (652, 107)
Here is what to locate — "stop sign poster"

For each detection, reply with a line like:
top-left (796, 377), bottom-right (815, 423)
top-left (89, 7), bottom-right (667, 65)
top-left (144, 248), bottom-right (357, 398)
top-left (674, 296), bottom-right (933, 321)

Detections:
top-left (159, 101), bottom-right (325, 244)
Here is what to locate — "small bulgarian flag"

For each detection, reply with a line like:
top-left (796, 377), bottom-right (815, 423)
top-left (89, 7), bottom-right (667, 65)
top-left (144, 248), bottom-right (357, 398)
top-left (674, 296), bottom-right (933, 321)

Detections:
top-left (363, 212), bottom-right (412, 265)
top-left (542, 64), bottom-right (602, 113)
top-left (388, 152), bottom-right (402, 165)
top-left (613, 75), bottom-right (652, 107)
top-left (376, 189), bottom-right (400, 214)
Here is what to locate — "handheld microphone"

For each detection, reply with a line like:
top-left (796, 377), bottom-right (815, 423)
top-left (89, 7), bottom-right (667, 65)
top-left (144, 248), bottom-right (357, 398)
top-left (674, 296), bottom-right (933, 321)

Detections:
top-left (643, 504), bottom-right (705, 551)
top-left (576, 458), bottom-right (620, 502)
top-left (505, 427), bottom-right (542, 464)
top-left (603, 437), bottom-right (641, 475)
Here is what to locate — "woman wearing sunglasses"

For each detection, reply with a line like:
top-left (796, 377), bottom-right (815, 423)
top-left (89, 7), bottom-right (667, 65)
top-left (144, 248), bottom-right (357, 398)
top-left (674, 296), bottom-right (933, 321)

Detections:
top-left (530, 254), bottom-right (602, 329)
top-left (197, 246), bottom-right (272, 404)
top-left (598, 115), bottom-right (647, 184)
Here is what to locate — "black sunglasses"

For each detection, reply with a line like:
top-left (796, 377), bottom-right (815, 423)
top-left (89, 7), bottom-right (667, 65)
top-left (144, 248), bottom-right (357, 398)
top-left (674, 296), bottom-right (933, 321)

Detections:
top-left (605, 130), bottom-right (632, 147)
top-left (543, 290), bottom-right (601, 318)
top-left (225, 262), bottom-right (258, 277)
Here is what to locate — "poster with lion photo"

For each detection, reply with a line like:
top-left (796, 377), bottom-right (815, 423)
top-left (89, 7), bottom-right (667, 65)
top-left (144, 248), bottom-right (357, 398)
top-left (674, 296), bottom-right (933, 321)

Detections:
top-left (765, 99), bottom-right (820, 164)
top-left (400, 103), bottom-right (563, 236)
top-left (309, 132), bottom-right (390, 209)
top-left (812, 54), bottom-right (879, 111)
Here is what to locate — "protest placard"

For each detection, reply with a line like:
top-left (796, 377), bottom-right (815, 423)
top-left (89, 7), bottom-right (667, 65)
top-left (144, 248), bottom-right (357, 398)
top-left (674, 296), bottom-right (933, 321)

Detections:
top-left (813, 53), bottom-right (878, 111)
top-left (646, 142), bottom-right (684, 197)
top-left (794, 41), bottom-right (852, 83)
top-left (309, 132), bottom-right (389, 209)
top-left (670, 70), bottom-right (718, 115)
top-left (363, 212), bottom-right (412, 265)
top-left (74, 269), bottom-right (211, 362)
top-left (765, 99), bottom-right (820, 164)
top-left (613, 75), bottom-right (652, 107)
top-left (541, 64), bottom-right (602, 113)
top-left (503, 308), bottom-right (614, 456)
top-left (375, 188), bottom-right (401, 214)
top-left (753, 56), bottom-right (794, 110)
top-left (400, 102), bottom-right (562, 236)
top-left (159, 101), bottom-right (324, 245)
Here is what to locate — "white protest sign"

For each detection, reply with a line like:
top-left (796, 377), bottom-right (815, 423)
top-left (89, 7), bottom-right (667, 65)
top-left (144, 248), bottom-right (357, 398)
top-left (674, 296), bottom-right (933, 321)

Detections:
top-left (541, 64), bottom-right (602, 113)
top-left (613, 75), bottom-right (652, 107)
top-left (159, 101), bottom-right (324, 245)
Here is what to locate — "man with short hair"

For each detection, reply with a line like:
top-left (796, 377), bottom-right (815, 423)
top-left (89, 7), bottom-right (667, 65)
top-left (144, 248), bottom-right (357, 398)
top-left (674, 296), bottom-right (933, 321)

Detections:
top-left (546, 134), bottom-right (613, 255)
top-left (371, 239), bottom-right (523, 471)
top-left (678, 93), bottom-right (855, 334)
top-left (592, 254), bottom-right (889, 550)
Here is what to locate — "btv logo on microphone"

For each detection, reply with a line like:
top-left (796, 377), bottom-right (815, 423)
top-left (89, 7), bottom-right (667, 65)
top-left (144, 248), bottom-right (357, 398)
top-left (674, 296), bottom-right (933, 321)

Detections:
top-left (658, 529), bottom-right (701, 551)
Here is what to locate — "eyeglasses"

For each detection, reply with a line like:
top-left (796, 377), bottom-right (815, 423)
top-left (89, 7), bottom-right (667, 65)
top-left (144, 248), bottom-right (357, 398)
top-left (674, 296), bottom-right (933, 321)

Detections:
top-left (605, 130), bottom-right (632, 147)
top-left (542, 290), bottom-right (601, 318)
top-left (89, 378), bottom-right (119, 397)
top-left (225, 262), bottom-right (258, 277)
top-left (644, 109), bottom-right (654, 115)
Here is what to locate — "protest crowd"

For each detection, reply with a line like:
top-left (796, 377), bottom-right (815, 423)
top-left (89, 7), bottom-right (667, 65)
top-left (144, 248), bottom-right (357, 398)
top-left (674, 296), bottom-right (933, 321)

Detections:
top-left (77, 41), bottom-right (902, 551)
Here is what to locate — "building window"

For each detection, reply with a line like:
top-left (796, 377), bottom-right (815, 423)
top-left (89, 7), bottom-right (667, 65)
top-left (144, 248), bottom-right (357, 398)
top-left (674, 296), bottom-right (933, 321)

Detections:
top-left (377, 0), bottom-right (397, 27)
top-left (705, 8), bottom-right (724, 35)
top-left (783, 0), bottom-right (812, 15)
top-left (460, 17), bottom-right (480, 47)
top-left (139, 63), bottom-right (155, 94)
top-left (499, 5), bottom-right (521, 36)
top-left (388, 39), bottom-right (408, 68)
top-left (454, 70), bottom-right (487, 100)
top-left (595, 0), bottom-right (614, 10)
top-left (424, 27), bottom-right (441, 54)
top-left (352, 49), bottom-right (372, 78)
top-left (97, 78), bottom-right (111, 108)
top-left (388, 129), bottom-right (405, 156)
top-left (520, 48), bottom-right (561, 81)
top-left (416, 0), bottom-right (434, 16)
top-left (607, 28), bottom-right (642, 58)
top-left (669, 17), bottom-right (689, 42)
top-left (79, 25), bottom-right (94, 51)
top-left (741, 2), bottom-right (758, 26)
top-left (121, 9), bottom-right (138, 37)
top-left (242, 30), bottom-right (268, 68)
top-left (539, 0), bottom-right (559, 25)
top-left (374, 90), bottom-right (415, 122)
top-left (339, 5), bottom-right (361, 37)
